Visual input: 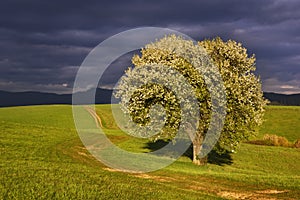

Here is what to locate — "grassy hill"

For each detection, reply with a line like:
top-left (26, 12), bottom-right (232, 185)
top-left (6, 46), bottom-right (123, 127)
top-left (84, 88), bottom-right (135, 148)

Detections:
top-left (1, 105), bottom-right (299, 199)
top-left (264, 92), bottom-right (300, 106)
top-left (1, 90), bottom-right (299, 107)
top-left (258, 106), bottom-right (300, 142)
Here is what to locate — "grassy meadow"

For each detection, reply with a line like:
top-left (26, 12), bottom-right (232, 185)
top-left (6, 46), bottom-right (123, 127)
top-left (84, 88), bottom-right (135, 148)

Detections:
top-left (258, 106), bottom-right (300, 142)
top-left (1, 105), bottom-right (299, 199)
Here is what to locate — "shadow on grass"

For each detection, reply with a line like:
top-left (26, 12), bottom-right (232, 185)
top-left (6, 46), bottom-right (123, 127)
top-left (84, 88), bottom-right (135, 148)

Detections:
top-left (207, 149), bottom-right (233, 166)
top-left (145, 140), bottom-right (233, 166)
top-left (146, 140), bottom-right (169, 151)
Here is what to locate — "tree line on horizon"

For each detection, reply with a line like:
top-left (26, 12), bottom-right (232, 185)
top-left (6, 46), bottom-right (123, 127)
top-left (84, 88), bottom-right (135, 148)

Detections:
top-left (0, 89), bottom-right (299, 107)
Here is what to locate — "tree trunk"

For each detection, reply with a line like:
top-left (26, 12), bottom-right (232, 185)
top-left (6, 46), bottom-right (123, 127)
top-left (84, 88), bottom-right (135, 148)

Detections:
top-left (192, 142), bottom-right (207, 165)
top-left (187, 124), bottom-right (208, 166)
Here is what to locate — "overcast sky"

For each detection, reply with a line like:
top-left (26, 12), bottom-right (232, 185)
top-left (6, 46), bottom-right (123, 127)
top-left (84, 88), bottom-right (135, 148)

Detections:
top-left (0, 0), bottom-right (300, 94)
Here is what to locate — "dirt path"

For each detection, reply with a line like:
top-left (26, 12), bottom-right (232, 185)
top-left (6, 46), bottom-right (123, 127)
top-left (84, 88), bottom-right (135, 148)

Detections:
top-left (84, 106), bottom-right (103, 128)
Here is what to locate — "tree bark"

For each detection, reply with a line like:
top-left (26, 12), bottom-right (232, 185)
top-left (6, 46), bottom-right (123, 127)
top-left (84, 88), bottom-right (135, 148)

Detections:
top-left (192, 137), bottom-right (207, 165)
top-left (187, 124), bottom-right (208, 165)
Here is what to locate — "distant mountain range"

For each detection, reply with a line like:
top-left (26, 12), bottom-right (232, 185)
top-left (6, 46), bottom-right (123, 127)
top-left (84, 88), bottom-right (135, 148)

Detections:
top-left (0, 89), bottom-right (113, 107)
top-left (263, 92), bottom-right (300, 106)
top-left (0, 90), bottom-right (299, 107)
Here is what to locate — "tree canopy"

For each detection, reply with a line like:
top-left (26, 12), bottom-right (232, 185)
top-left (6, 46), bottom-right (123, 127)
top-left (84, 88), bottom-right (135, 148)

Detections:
top-left (115, 35), bottom-right (267, 165)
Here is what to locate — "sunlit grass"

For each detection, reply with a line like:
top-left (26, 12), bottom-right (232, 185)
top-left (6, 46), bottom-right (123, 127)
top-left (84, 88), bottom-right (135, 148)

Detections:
top-left (1, 105), bottom-right (299, 199)
top-left (258, 106), bottom-right (300, 142)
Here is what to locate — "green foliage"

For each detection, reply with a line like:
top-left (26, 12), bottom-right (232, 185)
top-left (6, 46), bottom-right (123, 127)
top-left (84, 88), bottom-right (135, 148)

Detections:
top-left (115, 35), bottom-right (267, 157)
top-left (199, 37), bottom-right (267, 152)
top-left (128, 83), bottom-right (181, 138)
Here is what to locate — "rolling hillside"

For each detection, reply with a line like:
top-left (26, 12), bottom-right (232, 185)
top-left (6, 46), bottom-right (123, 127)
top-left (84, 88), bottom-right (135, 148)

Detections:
top-left (1, 105), bottom-right (299, 199)
top-left (0, 89), bottom-right (112, 107)
top-left (264, 92), bottom-right (300, 106)
top-left (0, 90), bottom-right (299, 107)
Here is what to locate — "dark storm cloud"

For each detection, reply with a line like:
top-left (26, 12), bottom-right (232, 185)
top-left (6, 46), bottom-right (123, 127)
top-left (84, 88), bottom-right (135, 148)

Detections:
top-left (0, 0), bottom-right (299, 93)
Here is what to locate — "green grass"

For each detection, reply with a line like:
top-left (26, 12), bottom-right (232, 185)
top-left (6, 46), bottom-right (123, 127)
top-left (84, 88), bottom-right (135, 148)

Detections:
top-left (258, 106), bottom-right (300, 142)
top-left (1, 105), bottom-right (300, 199)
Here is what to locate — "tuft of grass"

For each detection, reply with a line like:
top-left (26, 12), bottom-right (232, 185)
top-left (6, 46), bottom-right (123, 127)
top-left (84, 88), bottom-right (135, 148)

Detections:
top-left (294, 139), bottom-right (300, 148)
top-left (248, 134), bottom-right (293, 148)
top-left (262, 134), bottom-right (291, 147)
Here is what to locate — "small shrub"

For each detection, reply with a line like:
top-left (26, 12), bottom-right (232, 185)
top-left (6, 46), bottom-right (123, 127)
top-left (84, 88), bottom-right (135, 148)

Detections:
top-left (262, 134), bottom-right (276, 146)
top-left (262, 134), bottom-right (291, 147)
top-left (294, 139), bottom-right (300, 148)
top-left (277, 137), bottom-right (290, 147)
